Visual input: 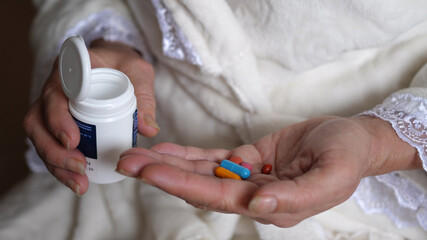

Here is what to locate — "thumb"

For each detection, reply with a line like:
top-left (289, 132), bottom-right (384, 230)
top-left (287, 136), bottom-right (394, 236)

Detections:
top-left (126, 61), bottom-right (160, 137)
top-left (89, 39), bottom-right (160, 137)
top-left (248, 160), bottom-right (359, 215)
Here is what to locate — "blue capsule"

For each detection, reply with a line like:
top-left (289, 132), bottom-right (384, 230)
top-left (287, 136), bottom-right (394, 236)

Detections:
top-left (220, 159), bottom-right (251, 179)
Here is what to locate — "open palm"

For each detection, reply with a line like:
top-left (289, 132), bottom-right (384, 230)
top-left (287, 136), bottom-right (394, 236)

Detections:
top-left (118, 116), bottom-right (393, 227)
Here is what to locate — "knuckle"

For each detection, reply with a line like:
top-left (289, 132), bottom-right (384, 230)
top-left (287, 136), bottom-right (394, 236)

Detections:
top-left (216, 198), bottom-right (232, 213)
top-left (41, 81), bottom-right (59, 102)
top-left (150, 142), bottom-right (169, 152)
top-left (136, 92), bottom-right (155, 103)
top-left (214, 182), bottom-right (236, 212)
top-left (136, 94), bottom-right (156, 112)
top-left (136, 60), bottom-right (155, 79)
top-left (45, 113), bottom-right (60, 131)
top-left (39, 146), bottom-right (64, 169)
top-left (23, 111), bottom-right (36, 136)
top-left (130, 60), bottom-right (155, 85)
top-left (51, 157), bottom-right (66, 170)
top-left (38, 146), bottom-right (54, 164)
top-left (49, 167), bottom-right (66, 185)
top-left (23, 100), bottom-right (43, 138)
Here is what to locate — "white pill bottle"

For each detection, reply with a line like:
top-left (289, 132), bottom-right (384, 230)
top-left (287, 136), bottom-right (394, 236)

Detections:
top-left (59, 36), bottom-right (137, 184)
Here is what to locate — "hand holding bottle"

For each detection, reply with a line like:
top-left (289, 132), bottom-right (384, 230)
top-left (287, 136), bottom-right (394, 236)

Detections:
top-left (24, 39), bottom-right (158, 195)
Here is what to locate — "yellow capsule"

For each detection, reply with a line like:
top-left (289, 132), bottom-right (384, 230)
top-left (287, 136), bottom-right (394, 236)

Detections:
top-left (214, 167), bottom-right (242, 180)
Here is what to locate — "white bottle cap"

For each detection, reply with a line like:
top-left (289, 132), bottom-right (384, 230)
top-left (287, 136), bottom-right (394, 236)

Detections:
top-left (59, 36), bottom-right (91, 102)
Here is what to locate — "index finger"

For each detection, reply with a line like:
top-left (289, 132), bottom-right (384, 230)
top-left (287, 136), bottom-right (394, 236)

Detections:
top-left (150, 142), bottom-right (230, 162)
top-left (140, 163), bottom-right (258, 215)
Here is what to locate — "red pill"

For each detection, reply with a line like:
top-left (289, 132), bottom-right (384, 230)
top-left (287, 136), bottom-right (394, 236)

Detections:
top-left (261, 164), bottom-right (272, 174)
top-left (229, 156), bottom-right (243, 165)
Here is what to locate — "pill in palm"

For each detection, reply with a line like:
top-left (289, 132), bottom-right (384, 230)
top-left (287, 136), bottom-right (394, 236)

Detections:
top-left (214, 167), bottom-right (242, 180)
top-left (229, 156), bottom-right (243, 164)
top-left (220, 160), bottom-right (251, 179)
top-left (261, 164), bottom-right (272, 174)
top-left (240, 162), bottom-right (253, 171)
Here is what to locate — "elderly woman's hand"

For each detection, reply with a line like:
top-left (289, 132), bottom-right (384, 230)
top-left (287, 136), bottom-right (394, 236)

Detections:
top-left (24, 40), bottom-right (158, 195)
top-left (117, 116), bottom-right (421, 227)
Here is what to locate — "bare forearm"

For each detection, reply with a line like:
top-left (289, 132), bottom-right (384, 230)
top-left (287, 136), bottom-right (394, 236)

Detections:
top-left (353, 116), bottom-right (422, 177)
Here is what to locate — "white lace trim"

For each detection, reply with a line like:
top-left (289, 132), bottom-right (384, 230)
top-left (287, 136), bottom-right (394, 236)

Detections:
top-left (362, 93), bottom-right (427, 171)
top-left (150, 0), bottom-right (203, 65)
top-left (353, 174), bottom-right (427, 231)
top-left (27, 9), bottom-right (149, 173)
top-left (353, 92), bottom-right (427, 231)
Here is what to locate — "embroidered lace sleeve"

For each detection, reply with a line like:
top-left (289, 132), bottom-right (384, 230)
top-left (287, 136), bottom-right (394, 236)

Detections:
top-left (361, 93), bottom-right (427, 171)
top-left (354, 92), bottom-right (427, 231)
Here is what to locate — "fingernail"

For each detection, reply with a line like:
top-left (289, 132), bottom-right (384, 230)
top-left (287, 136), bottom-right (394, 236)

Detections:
top-left (115, 168), bottom-right (134, 177)
top-left (65, 158), bottom-right (86, 175)
top-left (58, 132), bottom-right (70, 150)
top-left (249, 196), bottom-right (277, 214)
top-left (143, 114), bottom-right (160, 131)
top-left (65, 179), bottom-right (81, 197)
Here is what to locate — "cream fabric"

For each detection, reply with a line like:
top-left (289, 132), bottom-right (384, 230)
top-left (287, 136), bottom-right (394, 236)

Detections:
top-left (2, 0), bottom-right (427, 239)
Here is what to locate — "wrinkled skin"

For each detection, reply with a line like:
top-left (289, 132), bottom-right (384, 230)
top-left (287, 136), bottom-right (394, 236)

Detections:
top-left (117, 116), bottom-right (421, 227)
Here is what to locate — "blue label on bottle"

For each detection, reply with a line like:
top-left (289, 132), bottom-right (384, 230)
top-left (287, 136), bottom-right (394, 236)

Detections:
top-left (132, 109), bottom-right (137, 147)
top-left (74, 117), bottom-right (97, 159)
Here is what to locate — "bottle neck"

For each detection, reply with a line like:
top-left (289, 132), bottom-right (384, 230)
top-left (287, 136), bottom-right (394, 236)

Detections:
top-left (69, 68), bottom-right (136, 117)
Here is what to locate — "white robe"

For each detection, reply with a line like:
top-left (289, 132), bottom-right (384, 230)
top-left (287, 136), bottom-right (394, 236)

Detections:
top-left (2, 0), bottom-right (427, 239)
